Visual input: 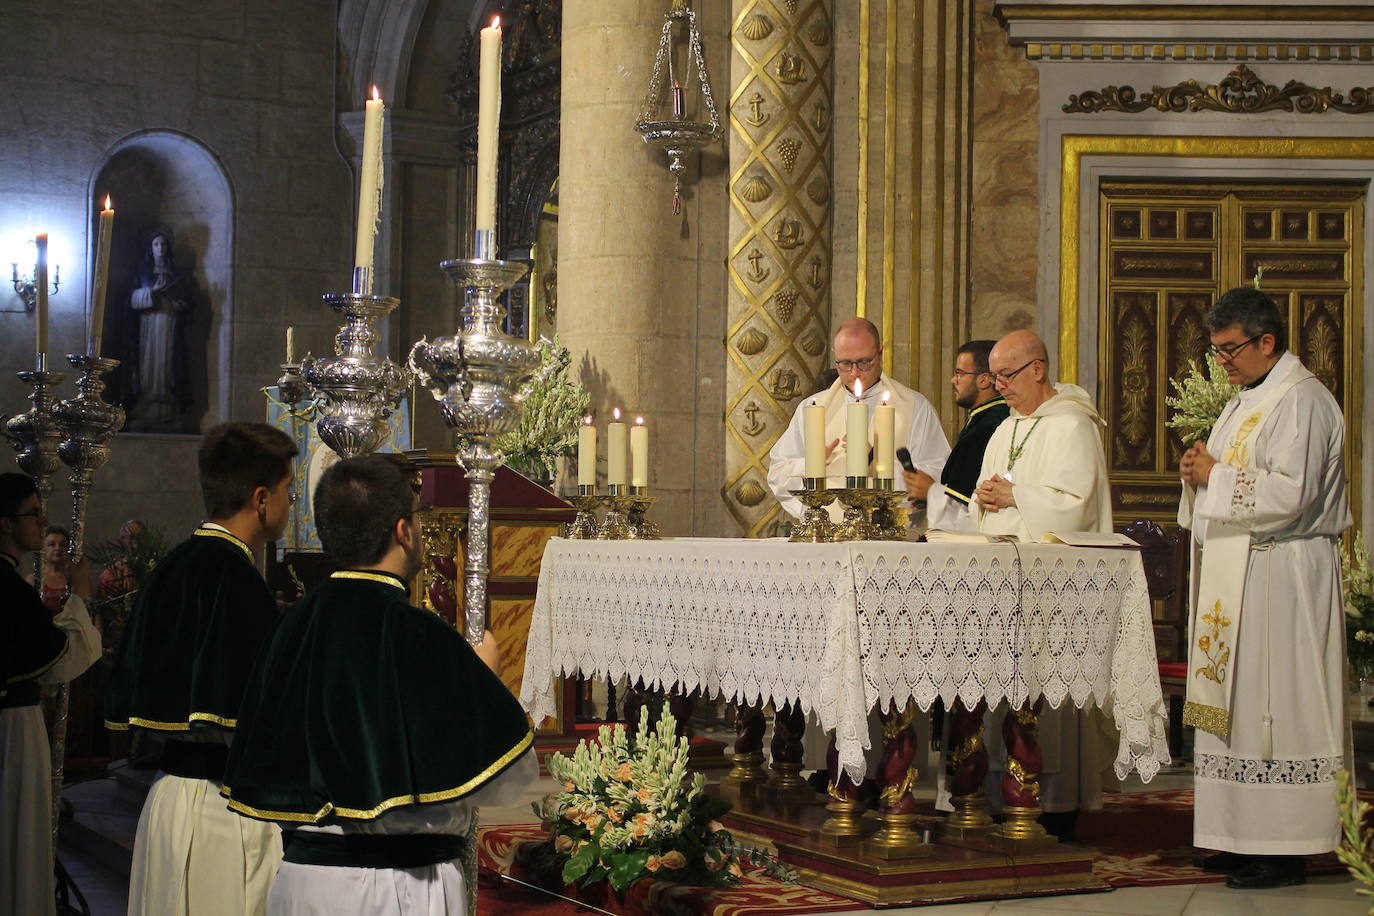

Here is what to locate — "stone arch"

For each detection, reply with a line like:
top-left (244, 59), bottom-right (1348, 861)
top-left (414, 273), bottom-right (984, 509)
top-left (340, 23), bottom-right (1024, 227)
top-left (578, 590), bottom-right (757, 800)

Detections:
top-left (91, 129), bottom-right (234, 432)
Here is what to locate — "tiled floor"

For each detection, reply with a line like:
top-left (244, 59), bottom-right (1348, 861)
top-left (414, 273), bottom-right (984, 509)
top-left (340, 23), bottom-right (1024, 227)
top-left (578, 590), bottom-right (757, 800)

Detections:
top-left (56, 766), bottom-right (1372, 915)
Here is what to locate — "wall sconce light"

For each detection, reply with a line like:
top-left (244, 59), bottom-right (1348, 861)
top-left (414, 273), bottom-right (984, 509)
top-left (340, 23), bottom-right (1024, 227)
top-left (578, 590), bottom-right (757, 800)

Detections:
top-left (634, 0), bottom-right (723, 215)
top-left (11, 237), bottom-right (60, 313)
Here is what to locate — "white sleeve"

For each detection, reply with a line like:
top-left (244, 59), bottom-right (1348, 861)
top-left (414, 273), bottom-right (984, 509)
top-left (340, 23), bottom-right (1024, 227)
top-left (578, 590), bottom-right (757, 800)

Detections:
top-left (925, 483), bottom-right (973, 532)
top-left (37, 594), bottom-right (102, 685)
top-left (767, 405), bottom-right (810, 520)
top-left (905, 398), bottom-right (951, 481)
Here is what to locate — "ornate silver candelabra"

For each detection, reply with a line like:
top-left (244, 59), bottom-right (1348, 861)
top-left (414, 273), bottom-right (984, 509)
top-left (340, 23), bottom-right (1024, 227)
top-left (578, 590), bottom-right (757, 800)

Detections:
top-left (409, 246), bottom-right (554, 645)
top-left (50, 353), bottom-right (124, 842)
top-left (7, 360), bottom-right (66, 579)
top-left (301, 274), bottom-right (410, 458)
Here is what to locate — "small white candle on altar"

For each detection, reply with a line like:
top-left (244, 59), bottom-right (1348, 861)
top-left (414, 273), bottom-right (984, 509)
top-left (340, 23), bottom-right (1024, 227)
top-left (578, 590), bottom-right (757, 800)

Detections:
top-left (803, 399), bottom-right (825, 479)
top-left (606, 407), bottom-right (627, 487)
top-left (630, 416), bottom-right (648, 488)
top-left (577, 415), bottom-right (596, 487)
top-left (35, 232), bottom-right (49, 367)
top-left (354, 86), bottom-right (385, 291)
top-left (475, 17), bottom-right (502, 236)
top-left (286, 326), bottom-right (295, 364)
top-left (845, 379), bottom-right (868, 479)
top-left (89, 196), bottom-right (113, 356)
top-left (874, 390), bottom-right (895, 480)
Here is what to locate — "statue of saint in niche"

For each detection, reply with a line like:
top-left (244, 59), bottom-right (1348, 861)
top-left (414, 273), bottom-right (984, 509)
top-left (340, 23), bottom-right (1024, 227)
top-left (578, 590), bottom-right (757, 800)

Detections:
top-left (125, 228), bottom-right (195, 431)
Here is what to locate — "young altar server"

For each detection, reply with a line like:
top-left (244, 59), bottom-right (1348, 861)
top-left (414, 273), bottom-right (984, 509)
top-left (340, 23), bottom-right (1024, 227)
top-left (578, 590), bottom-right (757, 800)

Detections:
top-left (222, 453), bottom-right (537, 915)
top-left (1, 473), bottom-right (101, 916)
top-left (105, 422), bottom-right (298, 915)
top-left (1178, 286), bottom-right (1350, 889)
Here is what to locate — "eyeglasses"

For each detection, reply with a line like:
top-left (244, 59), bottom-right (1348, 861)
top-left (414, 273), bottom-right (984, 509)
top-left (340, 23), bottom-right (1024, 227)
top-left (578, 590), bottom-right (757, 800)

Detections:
top-left (951, 368), bottom-right (986, 379)
top-left (991, 358), bottom-right (1044, 386)
top-left (834, 356), bottom-right (878, 372)
top-left (1207, 335), bottom-right (1261, 361)
top-left (4, 509), bottom-right (43, 519)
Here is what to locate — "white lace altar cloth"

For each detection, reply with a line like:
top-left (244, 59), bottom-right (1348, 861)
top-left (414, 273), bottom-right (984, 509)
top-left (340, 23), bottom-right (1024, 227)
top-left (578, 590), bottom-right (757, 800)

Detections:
top-left (520, 537), bottom-right (1170, 785)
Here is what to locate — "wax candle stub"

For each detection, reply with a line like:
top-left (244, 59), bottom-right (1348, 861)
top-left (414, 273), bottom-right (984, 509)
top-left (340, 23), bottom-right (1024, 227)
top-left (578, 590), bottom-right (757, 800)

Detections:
top-left (577, 416), bottom-right (597, 487)
top-left (606, 408), bottom-right (627, 487)
top-left (630, 417), bottom-right (649, 489)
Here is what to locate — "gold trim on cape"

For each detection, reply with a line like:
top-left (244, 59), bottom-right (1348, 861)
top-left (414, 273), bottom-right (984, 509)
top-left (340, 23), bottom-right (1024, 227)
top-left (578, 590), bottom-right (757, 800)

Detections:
top-left (222, 728), bottom-right (536, 823)
top-left (330, 570), bottom-right (407, 592)
top-left (104, 710), bottom-right (239, 732)
top-left (193, 527), bottom-right (254, 562)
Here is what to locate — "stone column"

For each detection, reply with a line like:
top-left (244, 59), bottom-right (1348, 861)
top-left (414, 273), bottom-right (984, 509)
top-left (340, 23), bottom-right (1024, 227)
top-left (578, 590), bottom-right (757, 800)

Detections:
top-left (558, 0), bottom-right (730, 537)
top-left (724, 0), bottom-right (835, 538)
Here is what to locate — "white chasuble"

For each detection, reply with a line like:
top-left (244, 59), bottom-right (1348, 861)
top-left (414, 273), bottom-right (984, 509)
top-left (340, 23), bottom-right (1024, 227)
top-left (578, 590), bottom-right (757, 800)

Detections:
top-left (1179, 351), bottom-right (1351, 855)
top-left (768, 376), bottom-right (950, 521)
top-left (972, 383), bottom-right (1118, 812)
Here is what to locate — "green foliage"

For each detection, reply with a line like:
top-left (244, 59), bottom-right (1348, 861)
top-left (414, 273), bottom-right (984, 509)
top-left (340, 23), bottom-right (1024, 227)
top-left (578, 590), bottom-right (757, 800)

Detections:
top-left (1164, 353), bottom-right (1240, 445)
top-left (1343, 534), bottom-right (1374, 683)
top-left (87, 524), bottom-right (169, 655)
top-left (493, 336), bottom-right (590, 482)
top-left (1334, 770), bottom-right (1374, 913)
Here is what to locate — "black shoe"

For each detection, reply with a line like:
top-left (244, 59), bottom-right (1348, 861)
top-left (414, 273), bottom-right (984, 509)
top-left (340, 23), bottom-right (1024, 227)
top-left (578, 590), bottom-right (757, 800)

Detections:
top-left (1194, 851), bottom-right (1252, 873)
top-left (1037, 810), bottom-right (1079, 843)
top-left (1224, 856), bottom-right (1306, 889)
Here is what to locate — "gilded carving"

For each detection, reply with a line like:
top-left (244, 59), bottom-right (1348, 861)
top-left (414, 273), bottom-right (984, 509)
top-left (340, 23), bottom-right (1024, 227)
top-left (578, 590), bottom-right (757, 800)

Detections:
top-left (1304, 316), bottom-right (1340, 394)
top-left (776, 51), bottom-right (807, 85)
top-left (742, 401), bottom-right (766, 437)
top-left (799, 327), bottom-right (825, 356)
top-left (1064, 64), bottom-right (1374, 115)
top-left (734, 479), bottom-right (768, 507)
top-left (781, 0), bottom-right (798, 14)
top-left (1119, 316), bottom-right (1151, 449)
top-left (745, 91), bottom-right (769, 127)
top-left (1253, 256), bottom-right (1342, 275)
top-left (773, 217), bottom-right (804, 249)
top-left (807, 255), bottom-right (825, 290)
top-left (735, 326), bottom-right (768, 355)
top-left (805, 174), bottom-right (829, 205)
top-left (806, 19), bottom-right (830, 47)
top-left (739, 174), bottom-right (773, 203)
top-left (745, 248), bottom-right (770, 283)
top-left (810, 99), bottom-right (828, 132)
top-left (775, 136), bottom-right (802, 172)
top-left (772, 287), bottom-right (799, 323)
top-left (740, 13), bottom-right (774, 41)
top-left (767, 367), bottom-right (803, 400)
top-left (1119, 255), bottom-right (1208, 273)
top-left (1119, 492), bottom-right (1181, 506)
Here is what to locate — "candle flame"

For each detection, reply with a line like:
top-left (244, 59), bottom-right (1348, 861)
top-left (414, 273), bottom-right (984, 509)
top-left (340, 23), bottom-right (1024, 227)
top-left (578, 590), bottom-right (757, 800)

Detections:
top-left (103, 195), bottom-right (112, 210)
top-left (635, 416), bottom-right (645, 426)
top-left (583, 415), bottom-right (593, 425)
top-left (371, 85), bottom-right (381, 101)
top-left (854, 379), bottom-right (863, 399)
top-left (882, 390), bottom-right (890, 404)
top-left (491, 15), bottom-right (500, 28)
top-left (613, 407), bottom-right (621, 421)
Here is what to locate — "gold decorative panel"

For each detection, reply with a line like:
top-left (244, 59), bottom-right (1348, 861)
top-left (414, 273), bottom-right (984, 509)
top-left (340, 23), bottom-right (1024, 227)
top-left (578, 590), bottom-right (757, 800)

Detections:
top-left (725, 0), bottom-right (834, 537)
top-left (1098, 181), bottom-right (1364, 524)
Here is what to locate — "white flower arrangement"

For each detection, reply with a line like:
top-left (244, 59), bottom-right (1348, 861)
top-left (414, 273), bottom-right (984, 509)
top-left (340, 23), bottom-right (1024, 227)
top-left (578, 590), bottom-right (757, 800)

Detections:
top-left (1342, 533), bottom-right (1374, 683)
top-left (493, 336), bottom-right (590, 483)
top-left (1164, 353), bottom-right (1240, 445)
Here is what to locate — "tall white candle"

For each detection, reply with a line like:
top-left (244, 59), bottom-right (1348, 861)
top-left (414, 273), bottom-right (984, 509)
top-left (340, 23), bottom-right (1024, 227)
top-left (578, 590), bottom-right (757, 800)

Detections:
top-left (475, 17), bottom-right (503, 236)
top-left (631, 417), bottom-right (649, 489)
top-left (354, 87), bottom-right (385, 291)
top-left (35, 233), bottom-right (49, 366)
top-left (874, 390), bottom-right (895, 479)
top-left (606, 407), bottom-right (627, 487)
top-left (577, 416), bottom-right (597, 487)
top-left (845, 380), bottom-right (868, 479)
top-left (803, 400), bottom-right (826, 479)
top-left (89, 197), bottom-right (113, 356)
top-left (286, 326), bottom-right (295, 364)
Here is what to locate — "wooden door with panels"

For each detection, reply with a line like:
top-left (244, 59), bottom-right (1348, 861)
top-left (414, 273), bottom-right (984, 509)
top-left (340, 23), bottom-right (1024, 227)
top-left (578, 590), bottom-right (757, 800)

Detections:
top-left (1097, 180), bottom-right (1364, 661)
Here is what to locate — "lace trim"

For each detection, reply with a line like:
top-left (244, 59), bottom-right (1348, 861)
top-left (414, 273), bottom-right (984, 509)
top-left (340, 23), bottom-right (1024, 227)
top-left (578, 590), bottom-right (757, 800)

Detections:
top-left (1194, 752), bottom-right (1342, 785)
top-left (1231, 468), bottom-right (1258, 521)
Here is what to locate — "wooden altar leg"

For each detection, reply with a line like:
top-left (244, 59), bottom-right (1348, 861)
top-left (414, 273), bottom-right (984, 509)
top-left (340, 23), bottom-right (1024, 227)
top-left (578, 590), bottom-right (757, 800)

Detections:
top-left (816, 734), bottom-right (867, 845)
top-left (605, 676), bottom-right (618, 723)
top-left (623, 679), bottom-right (650, 737)
top-left (992, 698), bottom-right (1057, 852)
top-left (935, 698), bottom-right (995, 845)
top-left (720, 702), bottom-right (768, 800)
top-left (768, 701), bottom-right (815, 805)
top-left (863, 700), bottom-right (933, 859)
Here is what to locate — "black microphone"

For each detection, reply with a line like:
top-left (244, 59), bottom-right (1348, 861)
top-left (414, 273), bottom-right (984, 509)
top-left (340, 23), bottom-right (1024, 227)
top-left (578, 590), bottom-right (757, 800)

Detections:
top-left (896, 447), bottom-right (916, 473)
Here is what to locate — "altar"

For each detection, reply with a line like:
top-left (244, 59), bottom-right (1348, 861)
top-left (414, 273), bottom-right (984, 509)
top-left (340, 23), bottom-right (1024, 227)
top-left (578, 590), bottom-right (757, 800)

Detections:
top-left (521, 536), bottom-right (1172, 905)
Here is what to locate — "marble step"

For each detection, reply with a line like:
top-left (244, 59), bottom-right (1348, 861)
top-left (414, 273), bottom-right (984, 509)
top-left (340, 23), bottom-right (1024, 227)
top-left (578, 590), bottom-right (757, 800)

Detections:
top-left (58, 776), bottom-right (137, 878)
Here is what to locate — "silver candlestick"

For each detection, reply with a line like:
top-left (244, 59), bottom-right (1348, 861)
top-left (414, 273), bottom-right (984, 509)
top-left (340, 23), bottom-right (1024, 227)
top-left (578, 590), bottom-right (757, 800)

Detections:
top-left (301, 275), bottom-right (410, 458)
top-left (408, 243), bottom-right (554, 646)
top-left (7, 361), bottom-right (67, 580)
top-left (51, 353), bottom-right (125, 843)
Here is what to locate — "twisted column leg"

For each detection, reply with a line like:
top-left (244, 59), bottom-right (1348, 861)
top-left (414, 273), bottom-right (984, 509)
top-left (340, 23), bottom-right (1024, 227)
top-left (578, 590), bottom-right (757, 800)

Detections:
top-left (864, 700), bottom-right (933, 859)
top-left (816, 734), bottom-right (867, 845)
top-left (936, 698), bottom-right (995, 844)
top-left (720, 702), bottom-right (768, 799)
top-left (992, 698), bottom-right (1056, 850)
top-left (768, 701), bottom-right (814, 804)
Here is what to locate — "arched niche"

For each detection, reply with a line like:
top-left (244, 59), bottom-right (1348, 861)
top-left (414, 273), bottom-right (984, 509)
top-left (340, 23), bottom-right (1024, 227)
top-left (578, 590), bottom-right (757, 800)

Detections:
top-left (91, 130), bottom-right (233, 433)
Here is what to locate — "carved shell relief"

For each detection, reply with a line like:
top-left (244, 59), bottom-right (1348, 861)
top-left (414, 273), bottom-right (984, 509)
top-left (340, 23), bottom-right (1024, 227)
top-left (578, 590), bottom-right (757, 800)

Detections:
top-left (735, 326), bottom-right (769, 356)
top-left (805, 175), bottom-right (829, 205)
top-left (740, 14), bottom-right (774, 41)
top-left (799, 326), bottom-right (825, 356)
top-left (734, 479), bottom-right (768, 507)
top-left (806, 19), bottom-right (831, 47)
top-left (739, 174), bottom-right (774, 203)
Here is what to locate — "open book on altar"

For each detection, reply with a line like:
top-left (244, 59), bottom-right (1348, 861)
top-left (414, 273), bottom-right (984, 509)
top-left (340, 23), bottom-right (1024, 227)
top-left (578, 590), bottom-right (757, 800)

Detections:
top-left (922, 529), bottom-right (1017, 544)
top-left (1040, 530), bottom-right (1141, 548)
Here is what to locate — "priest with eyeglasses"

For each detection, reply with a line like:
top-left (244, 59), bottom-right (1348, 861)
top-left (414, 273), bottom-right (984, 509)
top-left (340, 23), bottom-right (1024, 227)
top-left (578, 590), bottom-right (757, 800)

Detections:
top-left (768, 317), bottom-right (950, 521)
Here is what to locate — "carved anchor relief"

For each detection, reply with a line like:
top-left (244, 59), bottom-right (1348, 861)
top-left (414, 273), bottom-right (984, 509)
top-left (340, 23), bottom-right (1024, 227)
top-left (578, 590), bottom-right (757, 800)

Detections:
top-left (811, 99), bottom-right (828, 132)
top-left (746, 92), bottom-right (769, 127)
top-left (745, 249), bottom-right (770, 283)
top-left (742, 400), bottom-right (767, 437)
top-left (808, 255), bottom-right (825, 290)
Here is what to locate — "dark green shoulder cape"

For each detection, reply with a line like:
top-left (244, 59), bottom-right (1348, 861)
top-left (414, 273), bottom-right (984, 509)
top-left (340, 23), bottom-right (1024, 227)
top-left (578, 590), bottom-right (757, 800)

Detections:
top-left (940, 396), bottom-right (1010, 506)
top-left (2, 553), bottom-right (67, 702)
top-left (104, 528), bottom-right (279, 732)
top-left (222, 571), bottom-right (534, 824)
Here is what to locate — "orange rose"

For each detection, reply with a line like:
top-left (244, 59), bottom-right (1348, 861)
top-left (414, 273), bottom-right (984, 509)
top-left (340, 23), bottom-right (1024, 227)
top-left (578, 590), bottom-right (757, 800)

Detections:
top-left (661, 850), bottom-right (687, 870)
top-left (563, 780), bottom-right (575, 793)
top-left (728, 861), bottom-right (744, 878)
top-left (584, 813), bottom-right (603, 831)
top-left (607, 807), bottom-right (624, 824)
top-left (555, 834), bottom-right (574, 853)
top-left (646, 855), bottom-right (662, 872)
top-left (705, 855), bottom-right (724, 872)
top-left (617, 762), bottom-right (633, 782)
top-left (637, 788), bottom-right (653, 804)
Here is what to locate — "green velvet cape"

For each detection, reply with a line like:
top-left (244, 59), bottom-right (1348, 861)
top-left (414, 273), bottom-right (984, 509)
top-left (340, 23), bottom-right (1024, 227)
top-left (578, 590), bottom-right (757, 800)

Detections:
top-left (2, 552), bottom-right (67, 703)
top-left (940, 396), bottom-right (1010, 506)
top-left (104, 527), bottom-right (279, 732)
top-left (222, 570), bottom-right (534, 824)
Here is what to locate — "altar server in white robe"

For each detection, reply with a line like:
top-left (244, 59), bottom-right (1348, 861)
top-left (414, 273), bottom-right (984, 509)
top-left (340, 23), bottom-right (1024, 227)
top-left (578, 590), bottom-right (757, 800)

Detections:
top-left (1178, 286), bottom-right (1350, 890)
top-left (1, 473), bottom-right (101, 916)
top-left (972, 330), bottom-right (1117, 840)
top-left (769, 317), bottom-right (950, 522)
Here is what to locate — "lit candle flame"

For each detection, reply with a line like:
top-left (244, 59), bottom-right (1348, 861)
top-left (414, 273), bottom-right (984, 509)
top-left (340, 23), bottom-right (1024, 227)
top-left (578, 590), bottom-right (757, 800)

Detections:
top-left (854, 379), bottom-right (863, 400)
top-left (491, 15), bottom-right (500, 27)
top-left (635, 416), bottom-right (645, 426)
top-left (371, 85), bottom-right (381, 102)
top-left (613, 407), bottom-right (621, 421)
top-left (882, 390), bottom-right (890, 404)
top-left (103, 195), bottom-right (112, 210)
top-left (583, 415), bottom-right (593, 425)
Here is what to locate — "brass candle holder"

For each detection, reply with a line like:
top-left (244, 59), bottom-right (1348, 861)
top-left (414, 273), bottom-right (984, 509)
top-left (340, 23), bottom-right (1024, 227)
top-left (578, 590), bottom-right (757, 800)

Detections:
top-left (833, 478), bottom-right (878, 541)
top-left (788, 477), bottom-right (837, 542)
top-left (868, 481), bottom-right (906, 541)
top-left (625, 486), bottom-right (660, 540)
top-left (595, 485), bottom-right (632, 540)
top-left (564, 484), bottom-right (601, 539)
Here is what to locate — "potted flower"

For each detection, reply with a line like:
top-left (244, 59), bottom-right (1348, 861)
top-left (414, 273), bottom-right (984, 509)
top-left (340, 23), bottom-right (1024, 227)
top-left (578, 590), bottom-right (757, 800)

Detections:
top-left (1165, 352), bottom-right (1240, 445)
top-left (1342, 534), bottom-right (1374, 694)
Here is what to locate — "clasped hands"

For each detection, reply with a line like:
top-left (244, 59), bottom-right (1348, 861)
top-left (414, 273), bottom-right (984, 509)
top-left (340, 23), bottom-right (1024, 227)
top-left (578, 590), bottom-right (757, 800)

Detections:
top-left (1178, 441), bottom-right (1217, 487)
top-left (974, 474), bottom-right (1015, 511)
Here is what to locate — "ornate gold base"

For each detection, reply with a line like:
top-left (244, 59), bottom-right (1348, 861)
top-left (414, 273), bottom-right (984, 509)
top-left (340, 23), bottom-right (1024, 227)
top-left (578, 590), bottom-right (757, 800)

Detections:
top-left (946, 792), bottom-right (995, 830)
top-left (992, 805), bottom-right (1058, 852)
top-left (789, 483), bottom-right (837, 542)
top-left (862, 812), bottom-right (934, 859)
top-left (833, 488), bottom-right (878, 541)
top-left (814, 795), bottom-right (867, 846)
top-left (594, 494), bottom-right (632, 539)
top-left (563, 493), bottom-right (601, 539)
top-left (767, 762), bottom-right (819, 806)
top-left (719, 751), bottom-right (768, 799)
